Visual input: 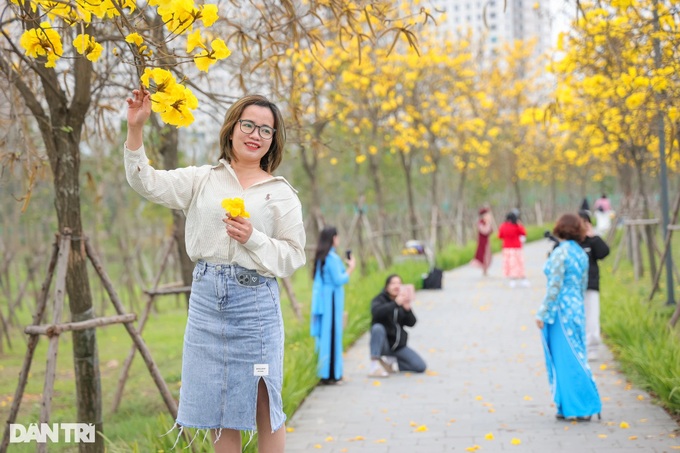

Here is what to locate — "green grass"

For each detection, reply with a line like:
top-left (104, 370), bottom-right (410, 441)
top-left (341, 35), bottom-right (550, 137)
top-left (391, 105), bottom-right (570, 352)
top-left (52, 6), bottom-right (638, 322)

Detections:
top-left (599, 233), bottom-right (680, 416)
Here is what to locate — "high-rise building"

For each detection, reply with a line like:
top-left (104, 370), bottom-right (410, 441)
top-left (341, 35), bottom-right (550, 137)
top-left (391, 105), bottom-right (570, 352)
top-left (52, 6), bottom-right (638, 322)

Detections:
top-left (433, 0), bottom-right (553, 56)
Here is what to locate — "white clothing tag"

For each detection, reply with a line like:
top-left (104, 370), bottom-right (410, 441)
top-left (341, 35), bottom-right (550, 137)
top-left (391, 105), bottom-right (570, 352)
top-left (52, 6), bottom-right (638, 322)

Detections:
top-left (254, 364), bottom-right (269, 376)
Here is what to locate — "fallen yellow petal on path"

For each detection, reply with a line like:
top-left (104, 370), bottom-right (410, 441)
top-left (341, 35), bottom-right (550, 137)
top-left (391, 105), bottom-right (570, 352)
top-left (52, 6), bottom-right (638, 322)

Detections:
top-left (414, 425), bottom-right (428, 432)
top-left (510, 438), bottom-right (521, 445)
top-left (484, 432), bottom-right (494, 440)
top-left (372, 381), bottom-right (382, 387)
top-left (620, 421), bottom-right (630, 429)
top-left (325, 436), bottom-right (334, 442)
top-left (598, 434), bottom-right (607, 439)
top-left (600, 364), bottom-right (608, 370)
top-left (637, 395), bottom-right (645, 401)
top-left (313, 444), bottom-right (322, 449)
top-left (629, 436), bottom-right (638, 440)
top-left (349, 436), bottom-right (364, 441)
top-left (286, 427), bottom-right (295, 433)
top-left (375, 439), bottom-right (386, 443)
top-left (465, 445), bottom-right (481, 452)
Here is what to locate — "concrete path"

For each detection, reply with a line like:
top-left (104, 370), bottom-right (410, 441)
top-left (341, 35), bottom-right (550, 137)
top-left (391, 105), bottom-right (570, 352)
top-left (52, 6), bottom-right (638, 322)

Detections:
top-left (285, 240), bottom-right (680, 452)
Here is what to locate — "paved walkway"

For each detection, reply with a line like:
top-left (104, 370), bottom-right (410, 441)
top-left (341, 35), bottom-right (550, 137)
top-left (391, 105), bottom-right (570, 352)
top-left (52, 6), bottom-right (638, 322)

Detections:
top-left (286, 240), bottom-right (680, 452)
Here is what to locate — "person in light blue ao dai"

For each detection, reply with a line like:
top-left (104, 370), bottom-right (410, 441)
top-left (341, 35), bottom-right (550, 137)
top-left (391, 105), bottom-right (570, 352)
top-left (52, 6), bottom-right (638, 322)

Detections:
top-left (310, 226), bottom-right (355, 385)
top-left (536, 213), bottom-right (602, 421)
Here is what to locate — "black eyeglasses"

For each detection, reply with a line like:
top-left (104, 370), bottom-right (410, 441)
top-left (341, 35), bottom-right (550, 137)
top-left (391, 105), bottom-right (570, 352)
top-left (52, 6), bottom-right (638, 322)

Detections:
top-left (238, 119), bottom-right (276, 140)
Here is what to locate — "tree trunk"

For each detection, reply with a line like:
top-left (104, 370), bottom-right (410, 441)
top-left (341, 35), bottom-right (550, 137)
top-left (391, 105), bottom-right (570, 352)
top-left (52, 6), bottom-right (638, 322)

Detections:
top-left (367, 152), bottom-right (390, 264)
top-left (550, 174), bottom-right (557, 223)
top-left (455, 168), bottom-right (468, 245)
top-left (368, 127), bottom-right (392, 266)
top-left (429, 155), bottom-right (443, 250)
top-left (513, 178), bottom-right (522, 214)
top-left (633, 149), bottom-right (657, 279)
top-left (26, 36), bottom-right (104, 451)
top-left (155, 123), bottom-right (193, 305)
top-left (299, 144), bottom-right (323, 230)
top-left (399, 151), bottom-right (418, 239)
top-left (151, 20), bottom-right (193, 304)
top-left (51, 138), bottom-right (104, 453)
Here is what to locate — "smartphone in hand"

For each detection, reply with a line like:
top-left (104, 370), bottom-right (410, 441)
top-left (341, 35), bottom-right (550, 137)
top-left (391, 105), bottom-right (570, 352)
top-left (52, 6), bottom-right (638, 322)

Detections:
top-left (345, 250), bottom-right (352, 260)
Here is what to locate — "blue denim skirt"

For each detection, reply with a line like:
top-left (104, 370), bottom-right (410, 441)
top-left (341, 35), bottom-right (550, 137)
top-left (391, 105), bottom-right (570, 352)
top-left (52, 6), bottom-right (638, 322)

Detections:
top-left (176, 260), bottom-right (286, 433)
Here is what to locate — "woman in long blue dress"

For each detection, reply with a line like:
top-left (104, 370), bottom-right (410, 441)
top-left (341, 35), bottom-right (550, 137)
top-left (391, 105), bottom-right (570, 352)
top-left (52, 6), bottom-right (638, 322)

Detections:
top-left (310, 227), bottom-right (355, 384)
top-left (536, 213), bottom-right (602, 421)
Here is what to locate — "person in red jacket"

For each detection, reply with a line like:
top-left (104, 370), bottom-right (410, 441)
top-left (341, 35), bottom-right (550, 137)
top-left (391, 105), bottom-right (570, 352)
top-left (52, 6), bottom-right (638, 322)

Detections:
top-left (498, 211), bottom-right (529, 288)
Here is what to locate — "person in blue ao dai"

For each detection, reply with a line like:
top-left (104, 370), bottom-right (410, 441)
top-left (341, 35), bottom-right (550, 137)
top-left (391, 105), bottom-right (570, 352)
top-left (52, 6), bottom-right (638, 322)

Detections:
top-left (536, 213), bottom-right (602, 421)
top-left (310, 226), bottom-right (356, 384)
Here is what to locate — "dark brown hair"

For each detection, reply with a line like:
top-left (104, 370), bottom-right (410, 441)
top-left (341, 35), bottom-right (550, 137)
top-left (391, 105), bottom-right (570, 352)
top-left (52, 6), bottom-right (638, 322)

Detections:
top-left (313, 226), bottom-right (337, 278)
top-left (218, 95), bottom-right (286, 173)
top-left (553, 213), bottom-right (586, 242)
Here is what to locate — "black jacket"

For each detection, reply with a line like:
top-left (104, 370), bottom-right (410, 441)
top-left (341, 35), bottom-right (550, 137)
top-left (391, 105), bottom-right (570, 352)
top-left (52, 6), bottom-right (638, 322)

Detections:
top-left (371, 290), bottom-right (417, 351)
top-left (579, 235), bottom-right (610, 291)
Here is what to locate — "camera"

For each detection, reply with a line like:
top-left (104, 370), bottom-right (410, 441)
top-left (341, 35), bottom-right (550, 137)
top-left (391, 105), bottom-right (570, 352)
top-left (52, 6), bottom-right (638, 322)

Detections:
top-left (544, 230), bottom-right (559, 245)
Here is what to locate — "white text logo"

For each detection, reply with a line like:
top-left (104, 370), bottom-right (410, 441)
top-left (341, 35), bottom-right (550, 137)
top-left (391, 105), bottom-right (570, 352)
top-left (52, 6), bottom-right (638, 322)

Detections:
top-left (10, 423), bottom-right (95, 443)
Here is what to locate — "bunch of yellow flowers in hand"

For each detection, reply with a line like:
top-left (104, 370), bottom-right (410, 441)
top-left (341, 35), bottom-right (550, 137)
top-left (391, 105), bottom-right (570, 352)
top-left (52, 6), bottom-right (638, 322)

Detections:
top-left (221, 198), bottom-right (250, 218)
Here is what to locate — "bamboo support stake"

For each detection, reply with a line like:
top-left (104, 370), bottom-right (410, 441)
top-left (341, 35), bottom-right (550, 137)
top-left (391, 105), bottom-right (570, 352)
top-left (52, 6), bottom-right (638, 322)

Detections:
top-left (0, 308), bottom-right (10, 352)
top-left (623, 219), bottom-right (660, 226)
top-left (670, 290), bottom-right (680, 327)
top-left (632, 225), bottom-right (641, 281)
top-left (0, 241), bottom-right (59, 453)
top-left (85, 240), bottom-right (178, 418)
top-left (37, 232), bottom-right (71, 453)
top-left (612, 223), bottom-right (628, 273)
top-left (143, 286), bottom-right (191, 296)
top-left (112, 235), bottom-right (177, 413)
top-left (362, 213), bottom-right (385, 270)
top-left (25, 314), bottom-right (136, 336)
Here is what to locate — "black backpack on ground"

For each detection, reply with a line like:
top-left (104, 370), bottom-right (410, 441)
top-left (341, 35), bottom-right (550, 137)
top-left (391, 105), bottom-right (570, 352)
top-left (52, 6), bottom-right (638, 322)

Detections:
top-left (422, 268), bottom-right (443, 289)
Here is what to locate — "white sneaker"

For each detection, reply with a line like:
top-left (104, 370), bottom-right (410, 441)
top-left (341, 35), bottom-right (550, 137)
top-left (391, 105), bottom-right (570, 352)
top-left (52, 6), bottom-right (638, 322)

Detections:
top-left (509, 280), bottom-right (517, 288)
top-left (381, 356), bottom-right (399, 373)
top-left (520, 279), bottom-right (531, 288)
top-left (368, 359), bottom-right (389, 378)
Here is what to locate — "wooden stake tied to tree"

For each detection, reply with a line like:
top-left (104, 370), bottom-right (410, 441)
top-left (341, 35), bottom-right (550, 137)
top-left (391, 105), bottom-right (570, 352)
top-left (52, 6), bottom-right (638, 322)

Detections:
top-left (0, 230), bottom-right (177, 453)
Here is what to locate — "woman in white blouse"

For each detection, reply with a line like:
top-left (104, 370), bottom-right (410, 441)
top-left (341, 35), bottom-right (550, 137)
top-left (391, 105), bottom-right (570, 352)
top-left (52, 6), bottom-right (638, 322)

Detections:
top-left (125, 89), bottom-right (306, 453)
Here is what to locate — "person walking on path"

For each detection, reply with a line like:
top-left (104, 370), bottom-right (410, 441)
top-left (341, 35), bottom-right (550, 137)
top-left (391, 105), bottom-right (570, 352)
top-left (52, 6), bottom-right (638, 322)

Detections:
top-left (536, 213), bottom-right (601, 422)
top-left (593, 193), bottom-right (614, 236)
top-left (368, 274), bottom-right (426, 377)
top-left (498, 211), bottom-right (529, 287)
top-left (578, 210), bottom-right (610, 361)
top-left (471, 207), bottom-right (494, 276)
top-left (593, 193), bottom-right (612, 213)
top-left (125, 90), bottom-right (306, 452)
top-left (310, 227), bottom-right (356, 385)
